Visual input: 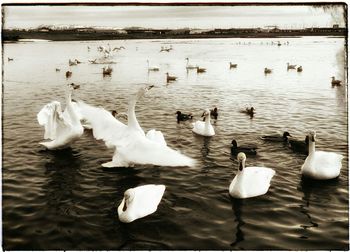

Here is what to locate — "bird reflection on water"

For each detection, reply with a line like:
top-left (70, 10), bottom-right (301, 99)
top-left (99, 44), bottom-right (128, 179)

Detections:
top-left (230, 199), bottom-right (245, 249)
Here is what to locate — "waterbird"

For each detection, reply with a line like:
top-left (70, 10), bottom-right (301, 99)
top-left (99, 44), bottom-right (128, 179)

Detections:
top-left (196, 66), bottom-right (206, 73)
top-left (76, 85), bottom-right (195, 167)
top-left (297, 66), bottom-right (303, 72)
top-left (65, 71), bottom-right (72, 78)
top-left (69, 83), bottom-right (80, 90)
top-left (166, 72), bottom-right (177, 83)
top-left (118, 184), bottom-right (166, 223)
top-left (113, 46), bottom-right (125, 51)
top-left (185, 58), bottom-right (197, 70)
top-left (8, 57), bottom-right (13, 61)
top-left (287, 62), bottom-right (297, 70)
top-left (103, 66), bottom-right (113, 75)
top-left (192, 109), bottom-right (215, 137)
top-left (74, 59), bottom-right (82, 64)
top-left (210, 107), bottom-right (218, 120)
top-left (69, 59), bottom-right (78, 66)
top-left (229, 62), bottom-right (238, 69)
top-left (229, 152), bottom-right (275, 199)
top-left (55, 68), bottom-right (60, 72)
top-left (176, 111), bottom-right (193, 123)
top-left (301, 131), bottom-right (343, 180)
top-left (289, 135), bottom-right (309, 155)
top-left (240, 107), bottom-right (255, 118)
top-left (261, 131), bottom-right (291, 142)
top-left (37, 84), bottom-right (84, 150)
top-left (231, 140), bottom-right (257, 156)
top-left (147, 60), bottom-right (159, 71)
top-left (331, 76), bottom-right (341, 86)
top-left (264, 68), bottom-right (272, 74)
top-left (89, 59), bottom-right (97, 64)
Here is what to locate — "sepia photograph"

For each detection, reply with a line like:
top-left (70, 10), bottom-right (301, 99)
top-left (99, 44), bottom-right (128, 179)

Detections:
top-left (2, 2), bottom-right (348, 250)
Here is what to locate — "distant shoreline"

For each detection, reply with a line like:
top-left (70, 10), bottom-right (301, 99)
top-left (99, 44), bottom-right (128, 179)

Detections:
top-left (2, 27), bottom-right (347, 42)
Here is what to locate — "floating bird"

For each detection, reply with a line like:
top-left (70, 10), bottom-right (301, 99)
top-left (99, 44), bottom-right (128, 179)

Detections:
top-left (231, 140), bottom-right (257, 156)
top-left (192, 109), bottom-right (215, 137)
top-left (196, 66), bottom-right (206, 73)
top-left (69, 83), bottom-right (80, 90)
top-left (277, 41), bottom-right (281, 46)
top-left (175, 111), bottom-right (193, 123)
top-left (89, 59), bottom-right (97, 64)
top-left (331, 76), bottom-right (342, 86)
top-left (147, 60), bottom-right (159, 71)
top-left (69, 59), bottom-right (78, 66)
top-left (8, 57), bottom-right (13, 61)
top-left (103, 66), bottom-right (113, 75)
top-left (55, 68), bottom-right (60, 72)
top-left (264, 68), bottom-right (272, 74)
top-left (240, 107), bottom-right (255, 118)
top-left (113, 46), bottom-right (125, 51)
top-left (287, 63), bottom-right (297, 70)
top-left (118, 184), bottom-right (166, 223)
top-left (210, 107), bottom-right (218, 120)
top-left (229, 62), bottom-right (237, 69)
top-left (166, 73), bottom-right (177, 83)
top-left (37, 84), bottom-right (84, 150)
top-left (74, 59), bottom-right (82, 64)
top-left (229, 152), bottom-right (275, 199)
top-left (297, 66), bottom-right (303, 72)
top-left (261, 131), bottom-right (291, 142)
top-left (289, 135), bottom-right (309, 155)
top-left (76, 85), bottom-right (195, 167)
top-left (301, 131), bottom-right (343, 180)
top-left (185, 58), bottom-right (197, 70)
top-left (65, 71), bottom-right (72, 78)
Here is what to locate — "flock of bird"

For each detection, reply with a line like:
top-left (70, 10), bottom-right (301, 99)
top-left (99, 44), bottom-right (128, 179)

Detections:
top-left (35, 43), bottom-right (344, 223)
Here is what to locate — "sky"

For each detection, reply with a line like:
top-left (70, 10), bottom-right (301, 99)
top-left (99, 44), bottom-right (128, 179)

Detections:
top-left (2, 4), bottom-right (346, 30)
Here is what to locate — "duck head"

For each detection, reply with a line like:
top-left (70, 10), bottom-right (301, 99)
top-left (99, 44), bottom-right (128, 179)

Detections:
top-left (231, 139), bottom-right (238, 149)
top-left (237, 152), bottom-right (246, 171)
top-left (283, 131), bottom-right (291, 140)
top-left (122, 189), bottom-right (135, 212)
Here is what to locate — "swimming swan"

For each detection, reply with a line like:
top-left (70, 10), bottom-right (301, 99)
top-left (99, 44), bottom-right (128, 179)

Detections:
top-left (76, 85), bottom-right (195, 167)
top-left (229, 152), bottom-right (275, 199)
top-left (118, 184), bottom-right (166, 223)
top-left (192, 109), bottom-right (215, 137)
top-left (37, 84), bottom-right (84, 149)
top-left (301, 131), bottom-right (343, 180)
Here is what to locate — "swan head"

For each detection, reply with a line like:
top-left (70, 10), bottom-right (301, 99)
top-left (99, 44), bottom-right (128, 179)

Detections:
top-left (237, 152), bottom-right (246, 171)
top-left (308, 131), bottom-right (316, 142)
top-left (122, 189), bottom-right (135, 211)
top-left (135, 85), bottom-right (154, 100)
top-left (202, 109), bottom-right (211, 117)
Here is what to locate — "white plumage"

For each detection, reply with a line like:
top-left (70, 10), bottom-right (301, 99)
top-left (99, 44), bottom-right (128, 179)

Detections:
top-left (229, 152), bottom-right (275, 199)
top-left (301, 131), bottom-right (343, 180)
top-left (118, 184), bottom-right (166, 223)
top-left (192, 109), bottom-right (215, 137)
top-left (76, 85), bottom-right (195, 167)
top-left (37, 86), bottom-right (84, 149)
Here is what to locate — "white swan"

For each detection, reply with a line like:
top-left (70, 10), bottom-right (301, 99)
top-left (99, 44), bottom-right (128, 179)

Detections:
top-left (301, 131), bottom-right (343, 180)
top-left (118, 184), bottom-right (166, 223)
top-left (147, 60), bottom-right (159, 71)
top-left (76, 85), bottom-right (195, 167)
top-left (192, 109), bottom-right (215, 137)
top-left (37, 84), bottom-right (84, 149)
top-left (185, 57), bottom-right (197, 70)
top-left (229, 152), bottom-right (275, 199)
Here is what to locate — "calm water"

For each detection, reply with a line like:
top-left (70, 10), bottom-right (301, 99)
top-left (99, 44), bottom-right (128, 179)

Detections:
top-left (2, 37), bottom-right (348, 250)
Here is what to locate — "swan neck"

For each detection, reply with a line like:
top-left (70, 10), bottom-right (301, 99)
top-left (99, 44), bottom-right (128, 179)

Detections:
top-left (128, 98), bottom-right (142, 131)
top-left (205, 114), bottom-right (211, 128)
top-left (308, 140), bottom-right (315, 155)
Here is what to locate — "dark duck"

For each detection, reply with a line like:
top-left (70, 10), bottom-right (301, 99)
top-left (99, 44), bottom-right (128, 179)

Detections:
top-left (231, 139), bottom-right (257, 156)
top-left (261, 131), bottom-right (291, 142)
top-left (176, 111), bottom-right (193, 123)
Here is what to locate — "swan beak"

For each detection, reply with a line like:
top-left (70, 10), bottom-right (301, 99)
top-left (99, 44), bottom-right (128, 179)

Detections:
top-left (311, 135), bottom-right (315, 142)
top-left (239, 162), bottom-right (243, 171)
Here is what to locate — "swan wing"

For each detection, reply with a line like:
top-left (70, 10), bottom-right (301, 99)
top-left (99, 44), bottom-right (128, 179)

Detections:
top-left (132, 185), bottom-right (166, 217)
top-left (76, 101), bottom-right (128, 148)
top-left (146, 129), bottom-right (167, 146)
top-left (115, 133), bottom-right (195, 167)
top-left (241, 167), bottom-right (275, 198)
top-left (304, 151), bottom-right (343, 179)
top-left (37, 101), bottom-right (65, 140)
